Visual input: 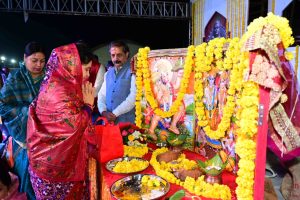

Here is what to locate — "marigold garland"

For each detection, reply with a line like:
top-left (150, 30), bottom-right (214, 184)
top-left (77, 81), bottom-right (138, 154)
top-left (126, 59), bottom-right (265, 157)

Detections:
top-left (241, 12), bottom-right (294, 49)
top-left (235, 82), bottom-right (259, 200)
top-left (135, 46), bottom-right (195, 126)
top-left (150, 148), bottom-right (231, 200)
top-left (194, 37), bottom-right (247, 140)
top-left (193, 37), bottom-right (257, 199)
top-left (135, 48), bottom-right (147, 127)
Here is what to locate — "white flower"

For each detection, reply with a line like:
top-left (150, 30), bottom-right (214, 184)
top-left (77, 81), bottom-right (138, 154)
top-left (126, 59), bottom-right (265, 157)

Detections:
top-left (132, 130), bottom-right (141, 139)
top-left (128, 141), bottom-right (135, 146)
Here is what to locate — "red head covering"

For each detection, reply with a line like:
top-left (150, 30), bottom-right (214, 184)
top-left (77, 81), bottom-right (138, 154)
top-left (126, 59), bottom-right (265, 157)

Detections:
top-left (27, 43), bottom-right (94, 182)
top-left (89, 57), bottom-right (100, 85)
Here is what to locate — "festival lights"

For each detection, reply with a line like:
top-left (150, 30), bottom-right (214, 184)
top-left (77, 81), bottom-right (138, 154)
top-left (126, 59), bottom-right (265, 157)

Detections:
top-left (0, 55), bottom-right (19, 66)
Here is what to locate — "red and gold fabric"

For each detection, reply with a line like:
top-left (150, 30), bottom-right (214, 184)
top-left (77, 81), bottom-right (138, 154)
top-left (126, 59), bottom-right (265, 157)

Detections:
top-left (27, 43), bottom-right (95, 182)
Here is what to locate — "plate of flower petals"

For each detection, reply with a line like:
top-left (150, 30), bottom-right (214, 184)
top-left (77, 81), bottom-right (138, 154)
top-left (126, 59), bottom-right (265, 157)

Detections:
top-left (111, 174), bottom-right (170, 200)
top-left (106, 157), bottom-right (149, 174)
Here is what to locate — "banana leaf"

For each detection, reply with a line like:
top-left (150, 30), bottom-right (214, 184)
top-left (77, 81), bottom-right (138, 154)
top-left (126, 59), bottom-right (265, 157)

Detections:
top-left (169, 190), bottom-right (185, 200)
top-left (167, 131), bottom-right (187, 146)
top-left (197, 154), bottom-right (228, 176)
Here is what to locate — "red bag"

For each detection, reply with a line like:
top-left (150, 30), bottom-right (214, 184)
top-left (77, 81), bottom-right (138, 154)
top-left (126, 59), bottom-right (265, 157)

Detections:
top-left (94, 117), bottom-right (124, 163)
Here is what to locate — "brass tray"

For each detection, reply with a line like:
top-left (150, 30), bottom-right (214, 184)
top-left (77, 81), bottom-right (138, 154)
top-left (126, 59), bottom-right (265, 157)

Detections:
top-left (106, 157), bottom-right (149, 174)
top-left (110, 174), bottom-right (170, 200)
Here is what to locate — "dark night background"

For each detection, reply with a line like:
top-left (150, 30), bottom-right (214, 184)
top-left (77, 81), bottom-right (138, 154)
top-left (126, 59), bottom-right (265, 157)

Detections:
top-left (1, 0), bottom-right (299, 65)
top-left (0, 11), bottom-right (190, 63)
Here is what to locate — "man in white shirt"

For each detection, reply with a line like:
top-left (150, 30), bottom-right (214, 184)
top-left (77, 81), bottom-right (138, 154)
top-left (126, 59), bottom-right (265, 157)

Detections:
top-left (97, 41), bottom-right (136, 124)
top-left (93, 64), bottom-right (105, 97)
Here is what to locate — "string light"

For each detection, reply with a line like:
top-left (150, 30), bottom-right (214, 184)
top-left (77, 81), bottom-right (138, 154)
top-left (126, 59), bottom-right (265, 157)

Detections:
top-left (0, 56), bottom-right (6, 62)
top-left (0, 55), bottom-right (19, 67)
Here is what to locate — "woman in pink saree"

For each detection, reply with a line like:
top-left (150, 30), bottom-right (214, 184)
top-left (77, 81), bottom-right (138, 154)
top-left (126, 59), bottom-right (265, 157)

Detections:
top-left (27, 42), bottom-right (97, 200)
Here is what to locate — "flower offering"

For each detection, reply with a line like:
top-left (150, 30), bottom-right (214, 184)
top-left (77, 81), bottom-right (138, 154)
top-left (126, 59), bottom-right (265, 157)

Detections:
top-left (113, 158), bottom-right (149, 174)
top-left (119, 122), bottom-right (147, 147)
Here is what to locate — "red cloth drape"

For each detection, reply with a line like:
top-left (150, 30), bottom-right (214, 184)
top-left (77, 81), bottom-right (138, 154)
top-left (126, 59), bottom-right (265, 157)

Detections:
top-left (253, 86), bottom-right (270, 200)
top-left (246, 52), bottom-right (270, 200)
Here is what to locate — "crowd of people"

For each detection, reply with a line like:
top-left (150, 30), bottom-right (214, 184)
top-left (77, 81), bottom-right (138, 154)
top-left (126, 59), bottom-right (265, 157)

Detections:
top-left (0, 40), bottom-right (135, 199)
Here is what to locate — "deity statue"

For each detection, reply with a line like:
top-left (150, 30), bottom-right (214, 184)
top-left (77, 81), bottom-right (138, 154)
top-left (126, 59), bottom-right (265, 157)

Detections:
top-left (169, 59), bottom-right (185, 134)
top-left (203, 72), bottom-right (218, 129)
top-left (221, 129), bottom-right (235, 158)
top-left (148, 60), bottom-right (173, 140)
top-left (217, 71), bottom-right (229, 123)
top-left (143, 104), bottom-right (153, 125)
top-left (147, 59), bottom-right (187, 140)
top-left (207, 19), bottom-right (227, 42)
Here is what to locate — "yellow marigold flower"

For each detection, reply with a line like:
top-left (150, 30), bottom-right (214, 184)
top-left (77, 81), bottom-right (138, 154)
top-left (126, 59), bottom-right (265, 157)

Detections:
top-left (113, 159), bottom-right (148, 173)
top-left (128, 135), bottom-right (135, 141)
top-left (284, 51), bottom-right (294, 61)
